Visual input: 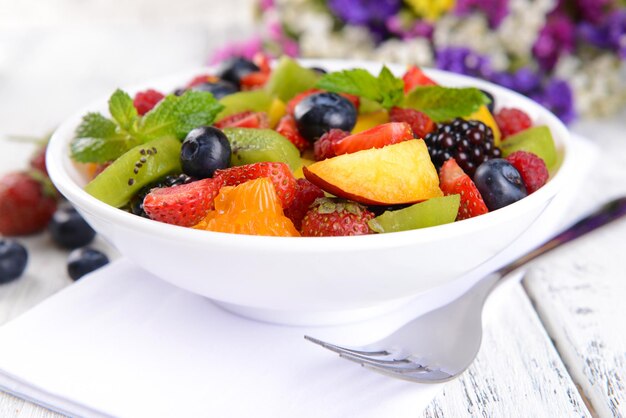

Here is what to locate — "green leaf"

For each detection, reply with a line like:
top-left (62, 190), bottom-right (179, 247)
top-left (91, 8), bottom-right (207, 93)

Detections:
top-left (108, 89), bottom-right (138, 131)
top-left (316, 66), bottom-right (404, 109)
top-left (70, 135), bottom-right (137, 163)
top-left (403, 86), bottom-right (490, 122)
top-left (75, 112), bottom-right (117, 139)
top-left (140, 90), bottom-right (223, 140)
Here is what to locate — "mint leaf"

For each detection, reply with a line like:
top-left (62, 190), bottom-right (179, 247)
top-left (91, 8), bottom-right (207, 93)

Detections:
top-left (403, 86), bottom-right (490, 122)
top-left (70, 135), bottom-right (137, 163)
top-left (140, 90), bottom-right (223, 140)
top-left (316, 66), bottom-right (405, 109)
top-left (109, 89), bottom-right (138, 131)
top-left (75, 112), bottom-right (117, 139)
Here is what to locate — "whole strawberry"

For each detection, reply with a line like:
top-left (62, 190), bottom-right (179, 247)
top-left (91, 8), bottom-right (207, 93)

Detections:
top-left (283, 178), bottom-right (325, 230)
top-left (143, 177), bottom-right (222, 227)
top-left (0, 171), bottom-right (58, 236)
top-left (301, 198), bottom-right (374, 237)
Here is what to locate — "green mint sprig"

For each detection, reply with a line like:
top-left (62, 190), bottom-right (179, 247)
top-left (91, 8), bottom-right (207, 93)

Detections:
top-left (71, 89), bottom-right (223, 163)
top-left (403, 86), bottom-right (491, 122)
top-left (316, 66), bottom-right (404, 110)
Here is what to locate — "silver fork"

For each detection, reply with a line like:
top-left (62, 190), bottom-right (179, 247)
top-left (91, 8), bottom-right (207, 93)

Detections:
top-left (305, 197), bottom-right (626, 383)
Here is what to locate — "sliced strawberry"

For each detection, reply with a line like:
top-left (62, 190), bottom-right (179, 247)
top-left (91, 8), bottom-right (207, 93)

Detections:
top-left (313, 129), bottom-right (350, 161)
top-left (240, 71), bottom-right (270, 90)
top-left (402, 66), bottom-right (437, 93)
top-left (275, 114), bottom-right (309, 152)
top-left (283, 178), bottom-right (325, 230)
top-left (143, 178), bottom-right (222, 227)
top-left (389, 107), bottom-right (436, 139)
top-left (439, 158), bottom-right (488, 220)
top-left (214, 162), bottom-right (297, 208)
top-left (333, 122), bottom-right (414, 155)
top-left (214, 111), bottom-right (270, 129)
top-left (252, 52), bottom-right (272, 74)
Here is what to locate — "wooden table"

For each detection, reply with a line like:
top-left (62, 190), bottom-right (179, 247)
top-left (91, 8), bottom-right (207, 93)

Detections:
top-left (1, 7), bottom-right (625, 416)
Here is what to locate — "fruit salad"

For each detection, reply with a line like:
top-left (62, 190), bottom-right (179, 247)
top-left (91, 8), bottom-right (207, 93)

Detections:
top-left (70, 55), bottom-right (558, 237)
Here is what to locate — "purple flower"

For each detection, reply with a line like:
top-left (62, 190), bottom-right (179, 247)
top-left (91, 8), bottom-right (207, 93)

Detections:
top-left (574, 0), bottom-right (613, 24)
top-left (533, 79), bottom-right (576, 124)
top-left (210, 37), bottom-right (264, 64)
top-left (454, 0), bottom-right (509, 28)
top-left (328, 0), bottom-right (402, 40)
top-left (436, 47), bottom-right (493, 79)
top-left (532, 13), bottom-right (576, 71)
top-left (386, 16), bottom-right (434, 40)
top-left (578, 9), bottom-right (626, 58)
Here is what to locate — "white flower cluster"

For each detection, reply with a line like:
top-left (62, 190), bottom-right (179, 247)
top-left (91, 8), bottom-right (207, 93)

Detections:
top-left (555, 54), bottom-right (626, 117)
top-left (497, 0), bottom-right (556, 61)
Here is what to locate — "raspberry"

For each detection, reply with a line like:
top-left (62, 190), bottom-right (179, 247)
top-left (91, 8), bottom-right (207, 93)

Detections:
top-left (283, 178), bottom-right (325, 230)
top-left (495, 108), bottom-right (532, 138)
top-left (389, 107), bottom-right (435, 138)
top-left (313, 129), bottom-right (350, 161)
top-left (424, 118), bottom-right (501, 177)
top-left (505, 151), bottom-right (548, 194)
top-left (275, 115), bottom-right (309, 152)
top-left (133, 89), bottom-right (165, 116)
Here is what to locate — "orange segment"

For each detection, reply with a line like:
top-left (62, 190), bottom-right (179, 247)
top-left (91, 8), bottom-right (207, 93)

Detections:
top-left (194, 178), bottom-right (300, 237)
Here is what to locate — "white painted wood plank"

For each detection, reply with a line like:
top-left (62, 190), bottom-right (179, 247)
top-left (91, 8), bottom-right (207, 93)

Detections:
top-left (422, 283), bottom-right (590, 417)
top-left (525, 111), bottom-right (626, 418)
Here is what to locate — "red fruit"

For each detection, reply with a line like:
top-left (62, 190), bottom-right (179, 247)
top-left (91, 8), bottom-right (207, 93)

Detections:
top-left (495, 108), bottom-right (532, 138)
top-left (214, 111), bottom-right (270, 129)
top-left (0, 171), bottom-right (58, 236)
top-left (29, 145), bottom-right (48, 175)
top-left (214, 162), bottom-right (297, 208)
top-left (389, 107), bottom-right (436, 139)
top-left (240, 71), bottom-right (270, 90)
top-left (283, 178), bottom-right (325, 230)
top-left (301, 198), bottom-right (374, 237)
top-left (439, 159), bottom-right (488, 220)
top-left (313, 129), bottom-right (350, 161)
top-left (402, 66), bottom-right (437, 93)
top-left (143, 178), bottom-right (222, 227)
top-left (505, 151), bottom-right (549, 194)
top-left (334, 122), bottom-right (414, 155)
top-left (252, 52), bottom-right (272, 74)
top-left (133, 89), bottom-right (165, 116)
top-left (275, 114), bottom-right (309, 152)
top-left (186, 74), bottom-right (219, 88)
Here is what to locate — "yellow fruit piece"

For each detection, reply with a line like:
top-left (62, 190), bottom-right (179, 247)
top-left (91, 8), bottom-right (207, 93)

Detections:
top-left (268, 98), bottom-right (287, 128)
top-left (293, 156), bottom-right (315, 179)
top-left (465, 105), bottom-right (501, 146)
top-left (303, 140), bottom-right (443, 205)
top-left (351, 110), bottom-right (389, 134)
top-left (194, 178), bottom-right (300, 237)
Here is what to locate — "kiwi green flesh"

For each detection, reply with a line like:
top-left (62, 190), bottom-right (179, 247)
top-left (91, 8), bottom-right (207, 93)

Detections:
top-left (264, 57), bottom-right (319, 102)
top-left (223, 127), bottom-right (302, 172)
top-left (369, 195), bottom-right (461, 233)
top-left (500, 125), bottom-right (558, 170)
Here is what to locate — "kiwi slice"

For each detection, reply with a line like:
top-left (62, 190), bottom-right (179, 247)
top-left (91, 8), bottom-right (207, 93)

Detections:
top-left (368, 195), bottom-right (460, 233)
top-left (223, 127), bottom-right (302, 172)
top-left (217, 90), bottom-right (274, 120)
top-left (500, 125), bottom-right (557, 170)
top-left (84, 136), bottom-right (182, 208)
top-left (265, 57), bottom-right (319, 102)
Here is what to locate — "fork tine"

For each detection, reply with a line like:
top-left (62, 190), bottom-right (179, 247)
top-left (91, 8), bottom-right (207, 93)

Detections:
top-left (304, 335), bottom-right (390, 357)
top-left (362, 362), bottom-right (455, 383)
top-left (338, 352), bottom-right (428, 372)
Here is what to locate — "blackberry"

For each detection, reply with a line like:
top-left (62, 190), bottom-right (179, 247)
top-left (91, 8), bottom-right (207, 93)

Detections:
top-left (129, 173), bottom-right (193, 217)
top-left (424, 118), bottom-right (501, 177)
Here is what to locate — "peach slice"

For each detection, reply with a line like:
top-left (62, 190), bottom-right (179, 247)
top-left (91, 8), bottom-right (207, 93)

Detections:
top-left (303, 139), bottom-right (442, 205)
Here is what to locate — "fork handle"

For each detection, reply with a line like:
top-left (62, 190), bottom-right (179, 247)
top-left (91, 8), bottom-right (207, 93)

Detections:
top-left (496, 197), bottom-right (626, 279)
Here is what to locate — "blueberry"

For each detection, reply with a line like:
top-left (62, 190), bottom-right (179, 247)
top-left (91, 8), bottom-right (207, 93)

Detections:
top-left (67, 247), bottom-right (109, 281)
top-left (191, 80), bottom-right (238, 99)
top-left (294, 92), bottom-right (357, 142)
top-left (0, 240), bottom-right (28, 284)
top-left (480, 89), bottom-right (495, 113)
top-left (181, 126), bottom-right (231, 179)
top-left (216, 57), bottom-right (259, 88)
top-left (49, 206), bottom-right (96, 249)
top-left (473, 159), bottom-right (527, 211)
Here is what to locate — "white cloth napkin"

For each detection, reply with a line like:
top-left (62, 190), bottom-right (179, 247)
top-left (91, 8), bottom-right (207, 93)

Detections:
top-left (0, 136), bottom-right (596, 418)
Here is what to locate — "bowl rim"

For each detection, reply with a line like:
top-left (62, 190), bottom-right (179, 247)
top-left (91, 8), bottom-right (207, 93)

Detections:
top-left (46, 58), bottom-right (574, 253)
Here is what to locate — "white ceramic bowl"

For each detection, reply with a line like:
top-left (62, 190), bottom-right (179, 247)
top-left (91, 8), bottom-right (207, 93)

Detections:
top-left (47, 60), bottom-right (574, 325)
